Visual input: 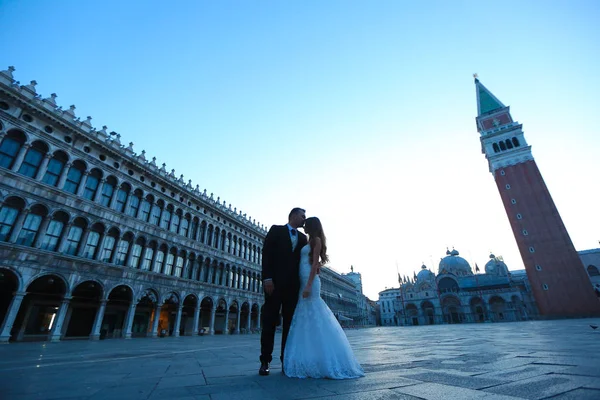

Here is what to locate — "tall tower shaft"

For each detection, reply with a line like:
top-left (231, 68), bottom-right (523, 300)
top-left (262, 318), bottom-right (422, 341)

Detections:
top-left (474, 78), bottom-right (600, 317)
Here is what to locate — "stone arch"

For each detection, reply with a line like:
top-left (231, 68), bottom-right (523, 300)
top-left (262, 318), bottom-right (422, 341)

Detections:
top-left (488, 296), bottom-right (507, 322)
top-left (587, 265), bottom-right (599, 277)
top-left (441, 295), bottom-right (462, 324)
top-left (421, 300), bottom-right (435, 325)
top-left (199, 296), bottom-right (213, 333)
top-left (437, 277), bottom-right (459, 294)
top-left (469, 296), bottom-right (486, 323)
top-left (214, 298), bottom-right (227, 334)
top-left (12, 273), bottom-right (69, 341)
top-left (65, 280), bottom-right (104, 338)
top-left (180, 294), bottom-right (198, 336)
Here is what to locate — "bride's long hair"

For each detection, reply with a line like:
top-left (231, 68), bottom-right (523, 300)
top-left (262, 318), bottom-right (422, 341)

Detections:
top-left (304, 217), bottom-right (329, 264)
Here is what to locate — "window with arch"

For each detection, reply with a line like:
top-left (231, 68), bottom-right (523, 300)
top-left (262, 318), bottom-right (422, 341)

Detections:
top-left (190, 218), bottom-right (198, 240)
top-left (170, 210), bottom-right (181, 234)
top-left (100, 176), bottom-right (117, 207)
top-left (115, 232), bottom-right (133, 266)
top-left (154, 247), bottom-right (166, 273)
top-left (164, 250), bottom-right (175, 275)
top-left (19, 141), bottom-right (49, 178)
top-left (114, 183), bottom-right (131, 213)
top-left (207, 225), bottom-right (214, 246)
top-left (63, 160), bottom-right (86, 194)
top-left (40, 211), bottom-right (69, 251)
top-left (82, 223), bottom-right (104, 259)
top-left (64, 217), bottom-right (86, 256)
top-left (141, 242), bottom-right (155, 271)
top-left (126, 189), bottom-right (142, 217)
top-left (139, 195), bottom-right (152, 222)
top-left (200, 221), bottom-right (208, 243)
top-left (492, 143), bottom-right (500, 153)
top-left (42, 151), bottom-right (68, 186)
top-left (180, 215), bottom-right (190, 237)
top-left (129, 237), bottom-right (145, 269)
top-left (588, 265), bottom-right (600, 277)
top-left (174, 254), bottom-right (184, 277)
top-left (161, 205), bottom-right (173, 230)
top-left (505, 139), bottom-right (513, 149)
top-left (0, 130), bottom-right (26, 169)
top-left (150, 199), bottom-right (163, 225)
top-left (16, 204), bottom-right (47, 246)
top-left (512, 137), bottom-right (520, 147)
top-left (499, 141), bottom-right (507, 151)
top-left (0, 197), bottom-right (24, 241)
top-left (100, 228), bottom-right (119, 262)
top-left (83, 168), bottom-right (102, 200)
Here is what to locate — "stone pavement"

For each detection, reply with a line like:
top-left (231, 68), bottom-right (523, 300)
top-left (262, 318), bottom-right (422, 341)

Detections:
top-left (1, 319), bottom-right (600, 400)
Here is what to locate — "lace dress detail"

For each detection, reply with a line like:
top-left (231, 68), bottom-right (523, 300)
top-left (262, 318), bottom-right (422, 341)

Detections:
top-left (283, 244), bottom-right (364, 379)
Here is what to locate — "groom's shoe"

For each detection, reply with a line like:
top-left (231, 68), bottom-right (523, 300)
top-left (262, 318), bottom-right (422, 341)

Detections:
top-left (259, 362), bottom-right (270, 376)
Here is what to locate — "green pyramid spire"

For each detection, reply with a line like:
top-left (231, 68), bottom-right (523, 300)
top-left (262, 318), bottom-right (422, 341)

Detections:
top-left (475, 78), bottom-right (505, 116)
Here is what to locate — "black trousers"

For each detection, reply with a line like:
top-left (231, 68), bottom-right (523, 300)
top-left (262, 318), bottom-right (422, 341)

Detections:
top-left (260, 283), bottom-right (298, 363)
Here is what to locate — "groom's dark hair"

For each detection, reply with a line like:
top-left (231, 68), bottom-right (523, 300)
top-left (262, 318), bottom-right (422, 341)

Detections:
top-left (289, 207), bottom-right (305, 220)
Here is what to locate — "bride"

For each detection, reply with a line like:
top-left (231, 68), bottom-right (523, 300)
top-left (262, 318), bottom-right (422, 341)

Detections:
top-left (283, 217), bottom-right (364, 379)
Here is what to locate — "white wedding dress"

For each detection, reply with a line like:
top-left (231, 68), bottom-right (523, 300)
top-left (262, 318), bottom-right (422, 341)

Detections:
top-left (283, 244), bottom-right (364, 379)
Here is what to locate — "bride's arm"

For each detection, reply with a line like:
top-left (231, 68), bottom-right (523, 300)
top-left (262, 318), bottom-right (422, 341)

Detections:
top-left (302, 237), bottom-right (322, 298)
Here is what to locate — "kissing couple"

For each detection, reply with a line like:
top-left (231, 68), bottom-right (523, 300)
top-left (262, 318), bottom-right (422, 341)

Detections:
top-left (259, 207), bottom-right (364, 379)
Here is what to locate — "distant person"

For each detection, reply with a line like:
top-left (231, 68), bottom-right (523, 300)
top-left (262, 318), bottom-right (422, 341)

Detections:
top-left (283, 217), bottom-right (364, 379)
top-left (259, 208), bottom-right (307, 376)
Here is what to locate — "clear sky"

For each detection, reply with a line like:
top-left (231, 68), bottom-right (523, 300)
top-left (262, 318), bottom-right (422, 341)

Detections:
top-left (1, 1), bottom-right (599, 299)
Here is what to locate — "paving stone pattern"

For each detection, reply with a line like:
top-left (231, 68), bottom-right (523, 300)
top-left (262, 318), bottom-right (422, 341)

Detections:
top-left (1, 319), bottom-right (600, 400)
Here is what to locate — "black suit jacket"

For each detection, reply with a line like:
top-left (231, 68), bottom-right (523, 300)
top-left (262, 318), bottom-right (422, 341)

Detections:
top-left (262, 225), bottom-right (308, 290)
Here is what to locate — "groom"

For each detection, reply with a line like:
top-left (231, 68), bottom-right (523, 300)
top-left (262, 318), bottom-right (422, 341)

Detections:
top-left (259, 207), bottom-right (307, 376)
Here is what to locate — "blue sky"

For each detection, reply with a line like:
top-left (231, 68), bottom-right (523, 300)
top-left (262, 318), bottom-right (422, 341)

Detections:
top-left (2, 0), bottom-right (599, 299)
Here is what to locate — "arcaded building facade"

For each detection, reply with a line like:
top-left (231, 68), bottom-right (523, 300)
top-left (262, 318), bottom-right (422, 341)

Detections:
top-left (378, 249), bottom-right (537, 327)
top-left (0, 67), bottom-right (268, 342)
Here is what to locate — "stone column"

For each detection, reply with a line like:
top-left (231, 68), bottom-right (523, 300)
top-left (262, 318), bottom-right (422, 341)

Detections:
top-left (93, 179), bottom-right (105, 203)
top-left (33, 216), bottom-right (52, 248)
top-left (90, 300), bottom-right (108, 340)
top-left (8, 209), bottom-right (29, 243)
top-left (49, 297), bottom-right (71, 342)
top-left (223, 308), bottom-right (230, 335)
top-left (149, 247), bottom-right (158, 273)
top-left (246, 309), bottom-right (251, 332)
top-left (150, 304), bottom-right (162, 338)
top-left (35, 153), bottom-right (52, 181)
top-left (182, 258), bottom-right (191, 279)
top-left (108, 183), bottom-right (119, 208)
top-left (256, 307), bottom-right (261, 331)
top-left (76, 171), bottom-right (90, 197)
top-left (123, 238), bottom-right (135, 267)
top-left (0, 292), bottom-right (26, 343)
top-left (56, 162), bottom-right (71, 190)
top-left (209, 307), bottom-right (216, 335)
top-left (207, 265), bottom-right (214, 284)
top-left (10, 143), bottom-right (30, 172)
top-left (173, 304), bottom-right (183, 337)
top-left (76, 228), bottom-right (91, 257)
top-left (122, 190), bottom-right (133, 213)
top-left (123, 302), bottom-right (137, 339)
top-left (94, 232), bottom-right (107, 262)
top-left (235, 309), bottom-right (241, 334)
top-left (192, 299), bottom-right (201, 335)
top-left (57, 222), bottom-right (72, 253)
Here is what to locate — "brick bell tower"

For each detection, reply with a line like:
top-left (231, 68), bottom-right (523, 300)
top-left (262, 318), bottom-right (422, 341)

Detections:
top-left (474, 77), bottom-right (600, 318)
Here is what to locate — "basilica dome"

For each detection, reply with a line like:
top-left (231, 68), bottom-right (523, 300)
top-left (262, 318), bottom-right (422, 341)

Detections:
top-left (417, 264), bottom-right (435, 282)
top-left (438, 249), bottom-right (473, 277)
top-left (484, 254), bottom-right (509, 276)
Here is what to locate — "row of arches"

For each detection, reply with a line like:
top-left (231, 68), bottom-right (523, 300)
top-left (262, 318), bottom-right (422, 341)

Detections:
top-left (385, 294), bottom-right (527, 326)
top-left (0, 268), bottom-right (262, 342)
top-left (0, 128), bottom-right (262, 263)
top-left (0, 196), bottom-right (263, 292)
top-left (492, 137), bottom-right (521, 153)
